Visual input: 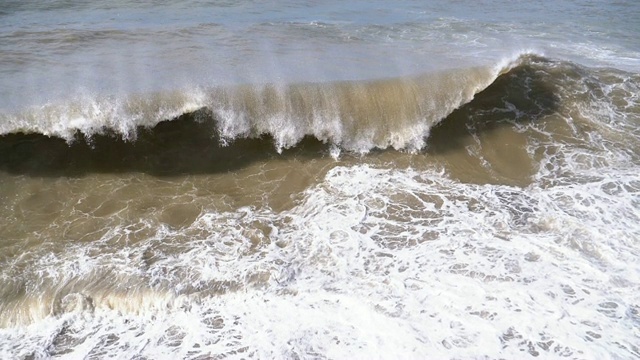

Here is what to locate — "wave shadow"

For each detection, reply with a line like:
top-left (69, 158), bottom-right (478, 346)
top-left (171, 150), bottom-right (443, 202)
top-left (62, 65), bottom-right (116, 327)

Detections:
top-left (0, 109), bottom-right (329, 177)
top-left (427, 57), bottom-right (560, 155)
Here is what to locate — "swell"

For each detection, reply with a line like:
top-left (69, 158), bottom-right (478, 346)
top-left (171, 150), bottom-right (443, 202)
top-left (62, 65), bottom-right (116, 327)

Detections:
top-left (4, 52), bottom-right (634, 178)
top-left (0, 53), bottom-right (534, 151)
top-left (0, 53), bottom-right (565, 177)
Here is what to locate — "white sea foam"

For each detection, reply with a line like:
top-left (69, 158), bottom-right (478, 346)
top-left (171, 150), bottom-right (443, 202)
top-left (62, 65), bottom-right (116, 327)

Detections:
top-left (2, 145), bottom-right (639, 358)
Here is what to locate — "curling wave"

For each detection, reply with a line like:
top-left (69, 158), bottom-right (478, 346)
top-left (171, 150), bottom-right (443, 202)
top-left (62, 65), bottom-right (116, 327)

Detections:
top-left (0, 52), bottom-right (536, 153)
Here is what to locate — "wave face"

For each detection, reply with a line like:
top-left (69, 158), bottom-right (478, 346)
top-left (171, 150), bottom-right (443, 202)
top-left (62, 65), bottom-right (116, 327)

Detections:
top-left (0, 54), bottom-right (638, 179)
top-left (2, 54), bottom-right (532, 153)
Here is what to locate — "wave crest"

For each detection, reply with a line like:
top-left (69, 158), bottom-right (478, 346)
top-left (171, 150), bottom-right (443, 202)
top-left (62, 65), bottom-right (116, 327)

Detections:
top-left (0, 52), bottom-right (539, 153)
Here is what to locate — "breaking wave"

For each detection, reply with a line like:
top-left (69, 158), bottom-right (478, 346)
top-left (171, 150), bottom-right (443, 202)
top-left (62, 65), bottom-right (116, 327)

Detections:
top-left (1, 52), bottom-right (541, 153)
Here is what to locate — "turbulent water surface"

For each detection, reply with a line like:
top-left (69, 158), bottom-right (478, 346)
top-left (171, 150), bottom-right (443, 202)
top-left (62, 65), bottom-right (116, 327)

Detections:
top-left (1, 1), bottom-right (639, 359)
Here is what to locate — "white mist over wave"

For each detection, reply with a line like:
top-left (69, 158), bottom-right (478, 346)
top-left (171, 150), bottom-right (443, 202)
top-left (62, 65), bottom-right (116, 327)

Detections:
top-left (0, 52), bottom-right (532, 153)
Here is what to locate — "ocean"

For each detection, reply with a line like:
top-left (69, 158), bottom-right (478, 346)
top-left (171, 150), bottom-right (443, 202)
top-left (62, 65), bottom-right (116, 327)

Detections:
top-left (0, 1), bottom-right (639, 358)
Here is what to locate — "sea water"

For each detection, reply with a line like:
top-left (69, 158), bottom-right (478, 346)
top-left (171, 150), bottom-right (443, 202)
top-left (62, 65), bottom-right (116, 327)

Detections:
top-left (0, 1), bottom-right (639, 358)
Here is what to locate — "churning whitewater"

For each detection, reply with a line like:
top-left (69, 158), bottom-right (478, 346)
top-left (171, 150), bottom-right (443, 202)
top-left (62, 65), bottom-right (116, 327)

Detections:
top-left (1, 1), bottom-right (640, 359)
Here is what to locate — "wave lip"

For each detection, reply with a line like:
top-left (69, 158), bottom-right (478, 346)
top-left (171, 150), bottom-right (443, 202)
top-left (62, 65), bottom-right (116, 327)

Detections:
top-left (0, 52), bottom-right (533, 152)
